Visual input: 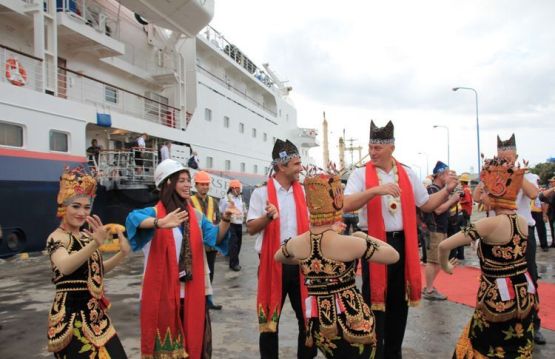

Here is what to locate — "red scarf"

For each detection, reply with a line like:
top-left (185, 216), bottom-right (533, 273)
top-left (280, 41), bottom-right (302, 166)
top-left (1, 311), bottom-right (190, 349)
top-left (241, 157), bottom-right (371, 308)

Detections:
top-left (257, 178), bottom-right (309, 332)
top-left (365, 161), bottom-right (421, 311)
top-left (141, 201), bottom-right (205, 358)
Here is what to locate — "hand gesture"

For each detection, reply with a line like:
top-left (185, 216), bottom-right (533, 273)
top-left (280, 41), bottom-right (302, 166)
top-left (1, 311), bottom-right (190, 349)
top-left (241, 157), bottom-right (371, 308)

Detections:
top-left (373, 183), bottom-right (401, 197)
top-left (161, 208), bottom-right (188, 228)
top-left (223, 201), bottom-right (241, 221)
top-left (84, 215), bottom-right (108, 246)
top-left (265, 200), bottom-right (279, 220)
top-left (442, 257), bottom-right (458, 275)
top-left (445, 173), bottom-right (459, 193)
top-left (117, 229), bottom-right (131, 256)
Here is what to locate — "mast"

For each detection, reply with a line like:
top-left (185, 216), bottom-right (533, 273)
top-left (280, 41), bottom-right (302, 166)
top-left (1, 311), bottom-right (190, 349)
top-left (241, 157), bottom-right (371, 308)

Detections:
top-left (338, 136), bottom-right (345, 171)
top-left (322, 111), bottom-right (330, 166)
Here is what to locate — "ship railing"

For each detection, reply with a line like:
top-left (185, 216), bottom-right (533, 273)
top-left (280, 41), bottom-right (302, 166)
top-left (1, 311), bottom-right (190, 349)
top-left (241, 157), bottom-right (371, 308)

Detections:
top-left (0, 44), bottom-right (44, 92)
top-left (57, 66), bottom-right (180, 128)
top-left (56, 0), bottom-right (118, 39)
top-left (197, 64), bottom-right (277, 117)
top-left (200, 26), bottom-right (276, 90)
top-left (95, 148), bottom-right (158, 188)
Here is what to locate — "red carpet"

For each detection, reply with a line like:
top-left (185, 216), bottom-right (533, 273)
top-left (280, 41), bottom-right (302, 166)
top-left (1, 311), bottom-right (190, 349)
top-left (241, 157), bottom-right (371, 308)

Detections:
top-left (425, 265), bottom-right (555, 331)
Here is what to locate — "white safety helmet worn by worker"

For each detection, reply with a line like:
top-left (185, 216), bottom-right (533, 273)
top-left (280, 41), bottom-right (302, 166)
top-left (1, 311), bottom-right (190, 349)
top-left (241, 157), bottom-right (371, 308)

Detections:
top-left (154, 159), bottom-right (187, 188)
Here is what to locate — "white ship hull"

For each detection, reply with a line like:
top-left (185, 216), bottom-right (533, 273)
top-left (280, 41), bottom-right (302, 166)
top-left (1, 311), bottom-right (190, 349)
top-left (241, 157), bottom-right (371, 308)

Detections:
top-left (0, 0), bottom-right (318, 256)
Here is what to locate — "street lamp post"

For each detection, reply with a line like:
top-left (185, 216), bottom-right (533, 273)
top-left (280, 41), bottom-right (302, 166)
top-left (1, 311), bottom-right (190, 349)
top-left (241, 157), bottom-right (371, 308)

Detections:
top-left (433, 125), bottom-right (450, 167)
top-left (453, 86), bottom-right (480, 173)
top-left (418, 152), bottom-right (429, 176)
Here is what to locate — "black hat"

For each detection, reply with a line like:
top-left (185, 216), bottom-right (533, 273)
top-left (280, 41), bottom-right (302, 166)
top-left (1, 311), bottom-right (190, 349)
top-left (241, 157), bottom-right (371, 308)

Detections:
top-left (497, 134), bottom-right (516, 152)
top-left (271, 139), bottom-right (300, 165)
top-left (369, 120), bottom-right (395, 144)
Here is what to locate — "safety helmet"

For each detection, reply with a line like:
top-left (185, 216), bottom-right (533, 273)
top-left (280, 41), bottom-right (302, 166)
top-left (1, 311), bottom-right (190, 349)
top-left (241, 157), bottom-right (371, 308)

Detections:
top-left (154, 159), bottom-right (187, 188)
top-left (459, 173), bottom-right (471, 183)
top-left (229, 179), bottom-right (241, 189)
top-left (194, 171), bottom-right (211, 184)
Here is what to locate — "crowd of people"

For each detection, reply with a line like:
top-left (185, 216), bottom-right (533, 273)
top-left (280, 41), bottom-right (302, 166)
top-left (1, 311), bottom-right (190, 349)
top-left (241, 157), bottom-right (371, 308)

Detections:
top-left (45, 121), bottom-right (554, 358)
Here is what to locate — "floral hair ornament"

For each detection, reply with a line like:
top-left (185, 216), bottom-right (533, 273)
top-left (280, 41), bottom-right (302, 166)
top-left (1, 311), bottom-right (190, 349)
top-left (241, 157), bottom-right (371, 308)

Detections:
top-left (303, 162), bottom-right (344, 226)
top-left (56, 166), bottom-right (97, 218)
top-left (480, 156), bottom-right (524, 210)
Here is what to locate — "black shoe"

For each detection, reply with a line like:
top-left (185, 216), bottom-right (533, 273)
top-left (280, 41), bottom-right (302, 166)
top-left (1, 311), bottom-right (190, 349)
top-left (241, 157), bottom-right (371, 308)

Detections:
top-left (542, 247), bottom-right (549, 252)
top-left (534, 330), bottom-right (546, 345)
top-left (207, 302), bottom-right (222, 310)
top-left (230, 265), bottom-right (241, 272)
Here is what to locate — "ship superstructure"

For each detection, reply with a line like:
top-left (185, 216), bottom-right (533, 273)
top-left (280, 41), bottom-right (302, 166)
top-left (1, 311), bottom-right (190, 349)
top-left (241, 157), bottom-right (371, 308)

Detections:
top-left (0, 0), bottom-right (318, 256)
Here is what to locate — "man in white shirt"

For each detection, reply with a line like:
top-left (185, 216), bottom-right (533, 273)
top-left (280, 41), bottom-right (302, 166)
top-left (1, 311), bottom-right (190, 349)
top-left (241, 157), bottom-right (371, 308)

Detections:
top-left (219, 179), bottom-right (245, 271)
top-left (135, 133), bottom-right (147, 175)
top-left (160, 141), bottom-right (171, 161)
top-left (247, 139), bottom-right (316, 359)
top-left (344, 120), bottom-right (458, 359)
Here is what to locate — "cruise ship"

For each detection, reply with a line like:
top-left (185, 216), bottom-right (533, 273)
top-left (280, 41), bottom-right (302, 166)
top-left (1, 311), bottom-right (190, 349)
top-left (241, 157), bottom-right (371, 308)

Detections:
top-left (0, 0), bottom-right (318, 257)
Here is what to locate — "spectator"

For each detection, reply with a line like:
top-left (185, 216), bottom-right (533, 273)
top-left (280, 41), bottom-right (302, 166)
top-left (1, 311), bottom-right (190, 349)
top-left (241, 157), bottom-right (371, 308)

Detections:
top-left (86, 139), bottom-right (101, 166)
top-left (539, 176), bottom-right (555, 247)
top-left (135, 133), bottom-right (147, 175)
top-left (160, 141), bottom-right (171, 161)
top-left (188, 151), bottom-right (200, 169)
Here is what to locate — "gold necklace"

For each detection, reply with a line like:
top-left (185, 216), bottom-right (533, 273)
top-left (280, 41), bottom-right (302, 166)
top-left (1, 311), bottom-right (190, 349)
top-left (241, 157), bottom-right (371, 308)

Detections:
top-left (377, 161), bottom-right (400, 214)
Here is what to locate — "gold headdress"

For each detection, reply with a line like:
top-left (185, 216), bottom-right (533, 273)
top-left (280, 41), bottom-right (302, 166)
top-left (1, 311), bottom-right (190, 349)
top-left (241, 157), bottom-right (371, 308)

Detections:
top-left (56, 167), bottom-right (97, 218)
top-left (304, 167), bottom-right (344, 226)
top-left (480, 157), bottom-right (524, 210)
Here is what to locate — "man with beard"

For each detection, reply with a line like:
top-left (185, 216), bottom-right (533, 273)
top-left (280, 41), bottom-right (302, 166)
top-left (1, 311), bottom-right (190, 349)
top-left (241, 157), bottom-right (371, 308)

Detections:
top-left (247, 139), bottom-right (317, 359)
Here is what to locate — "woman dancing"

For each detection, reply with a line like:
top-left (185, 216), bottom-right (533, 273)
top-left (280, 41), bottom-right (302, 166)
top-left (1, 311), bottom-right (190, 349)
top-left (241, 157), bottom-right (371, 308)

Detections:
top-left (275, 170), bottom-right (399, 358)
top-left (47, 167), bottom-right (130, 358)
top-left (439, 158), bottom-right (537, 358)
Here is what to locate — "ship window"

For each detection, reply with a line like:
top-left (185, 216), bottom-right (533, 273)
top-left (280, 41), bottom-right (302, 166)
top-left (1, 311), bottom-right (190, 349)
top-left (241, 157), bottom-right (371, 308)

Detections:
top-left (225, 160), bottom-right (231, 171)
top-left (239, 122), bottom-right (245, 133)
top-left (0, 122), bottom-right (24, 147)
top-left (272, 137), bottom-right (276, 143)
top-left (263, 132), bottom-right (268, 142)
top-left (279, 109), bottom-right (282, 117)
top-left (264, 167), bottom-right (269, 175)
top-left (252, 128), bottom-right (257, 138)
top-left (50, 130), bottom-right (68, 152)
top-left (205, 108), bottom-right (212, 122)
top-left (206, 156), bottom-right (213, 168)
top-left (223, 116), bottom-right (230, 128)
top-left (286, 114), bottom-right (289, 121)
top-left (253, 164), bottom-right (258, 174)
top-left (105, 86), bottom-right (118, 104)
top-left (240, 162), bottom-right (246, 172)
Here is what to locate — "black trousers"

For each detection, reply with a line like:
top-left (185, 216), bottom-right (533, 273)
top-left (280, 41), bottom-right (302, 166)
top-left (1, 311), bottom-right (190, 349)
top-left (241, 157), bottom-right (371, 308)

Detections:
top-left (229, 223), bottom-right (243, 268)
top-left (549, 215), bottom-right (555, 246)
top-left (206, 250), bottom-right (217, 283)
top-left (532, 212), bottom-right (548, 249)
top-left (259, 264), bottom-right (317, 359)
top-left (527, 225), bottom-right (542, 330)
top-left (362, 231), bottom-right (408, 359)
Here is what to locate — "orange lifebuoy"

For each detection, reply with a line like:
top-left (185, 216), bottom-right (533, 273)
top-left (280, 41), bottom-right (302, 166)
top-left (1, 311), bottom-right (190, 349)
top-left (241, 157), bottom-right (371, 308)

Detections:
top-left (5, 58), bottom-right (27, 86)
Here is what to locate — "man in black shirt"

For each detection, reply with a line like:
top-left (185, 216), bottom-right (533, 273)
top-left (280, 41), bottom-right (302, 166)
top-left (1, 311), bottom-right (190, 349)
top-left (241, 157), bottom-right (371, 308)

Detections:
top-left (86, 139), bottom-right (101, 166)
top-left (423, 161), bottom-right (461, 300)
top-left (539, 176), bottom-right (555, 247)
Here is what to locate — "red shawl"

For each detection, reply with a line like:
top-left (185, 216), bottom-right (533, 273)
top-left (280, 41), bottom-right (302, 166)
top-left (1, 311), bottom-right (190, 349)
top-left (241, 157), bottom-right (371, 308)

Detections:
top-left (365, 160), bottom-right (421, 311)
top-left (141, 201), bottom-right (205, 358)
top-left (257, 178), bottom-right (309, 332)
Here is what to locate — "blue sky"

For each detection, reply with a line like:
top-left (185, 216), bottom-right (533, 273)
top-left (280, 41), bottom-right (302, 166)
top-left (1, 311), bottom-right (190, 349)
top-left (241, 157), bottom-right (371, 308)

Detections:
top-left (211, 0), bottom-right (555, 176)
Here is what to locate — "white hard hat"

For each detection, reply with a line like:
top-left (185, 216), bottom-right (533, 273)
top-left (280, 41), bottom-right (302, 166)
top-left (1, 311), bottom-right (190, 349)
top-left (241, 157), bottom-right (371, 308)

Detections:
top-left (154, 159), bottom-right (187, 188)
